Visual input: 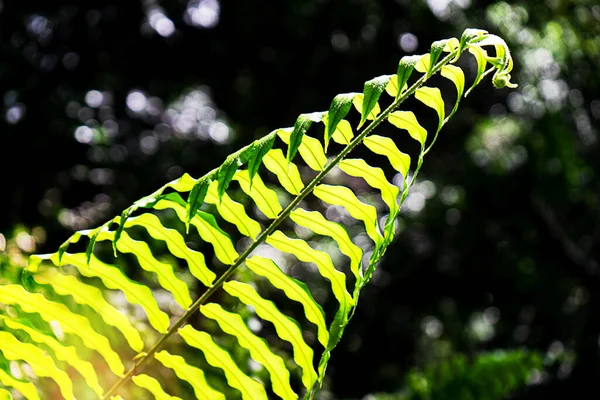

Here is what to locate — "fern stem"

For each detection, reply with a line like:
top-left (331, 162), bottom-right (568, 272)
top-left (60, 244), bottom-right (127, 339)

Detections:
top-left (102, 48), bottom-right (459, 399)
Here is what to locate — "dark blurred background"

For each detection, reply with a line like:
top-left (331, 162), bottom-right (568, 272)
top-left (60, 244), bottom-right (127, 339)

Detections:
top-left (0, 0), bottom-right (598, 398)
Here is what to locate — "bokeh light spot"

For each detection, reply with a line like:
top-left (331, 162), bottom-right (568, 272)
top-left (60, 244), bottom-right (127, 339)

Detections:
top-left (398, 33), bottom-right (418, 52)
top-left (126, 91), bottom-right (147, 113)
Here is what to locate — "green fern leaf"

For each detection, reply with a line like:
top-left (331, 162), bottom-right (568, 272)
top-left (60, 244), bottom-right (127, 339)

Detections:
top-left (325, 93), bottom-right (359, 150)
top-left (362, 135), bottom-right (411, 178)
top-left (224, 281), bottom-right (319, 390)
top-left (234, 169), bottom-right (283, 219)
top-left (0, 29), bottom-right (518, 399)
top-left (288, 112), bottom-right (327, 162)
top-left (396, 55), bottom-right (420, 98)
top-left (199, 303), bottom-right (297, 399)
top-left (246, 255), bottom-right (329, 347)
top-left (359, 75), bottom-right (394, 129)
top-left (31, 252), bottom-right (171, 333)
top-left (277, 129), bottom-right (327, 171)
top-left (0, 331), bottom-right (74, 400)
top-left (388, 111), bottom-right (428, 146)
top-left (1, 317), bottom-right (103, 397)
top-left (132, 374), bottom-right (183, 400)
top-left (263, 148), bottom-right (305, 195)
top-left (0, 285), bottom-right (124, 376)
top-left (0, 368), bottom-right (40, 400)
top-left (0, 388), bottom-right (12, 400)
top-left (32, 268), bottom-right (144, 352)
top-left (155, 351), bottom-right (225, 400)
top-left (179, 325), bottom-right (268, 399)
top-left (440, 64), bottom-right (465, 119)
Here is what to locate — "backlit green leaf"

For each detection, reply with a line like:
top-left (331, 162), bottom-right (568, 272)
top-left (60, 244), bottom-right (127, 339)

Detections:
top-left (246, 132), bottom-right (276, 183)
top-left (288, 111), bottom-right (326, 162)
top-left (218, 153), bottom-right (245, 199)
top-left (276, 128), bottom-right (327, 171)
top-left (263, 148), bottom-right (305, 195)
top-left (223, 281), bottom-right (318, 390)
top-left (245, 256), bottom-right (329, 347)
top-left (415, 86), bottom-right (445, 133)
top-left (234, 169), bottom-right (282, 219)
top-left (289, 208), bottom-right (362, 282)
top-left (441, 64), bottom-right (465, 118)
top-left (0, 331), bottom-right (74, 400)
top-left (96, 229), bottom-right (193, 309)
top-left (352, 93), bottom-right (380, 122)
top-left (324, 93), bottom-right (358, 151)
top-left (415, 54), bottom-right (431, 74)
top-left (3, 318), bottom-right (103, 397)
top-left (339, 158), bottom-right (400, 215)
top-left (153, 199), bottom-right (239, 265)
top-left (330, 119), bottom-right (354, 145)
top-left (458, 28), bottom-right (488, 54)
top-left (363, 135), bottom-right (411, 178)
top-left (396, 55), bottom-right (421, 97)
top-left (155, 351), bottom-right (224, 400)
top-left (0, 285), bottom-right (124, 376)
top-left (466, 44), bottom-right (488, 96)
top-left (186, 175), bottom-right (212, 226)
top-left (33, 269), bottom-right (144, 353)
top-left (359, 75), bottom-right (394, 128)
top-left (0, 368), bottom-right (39, 400)
top-left (160, 172), bottom-right (197, 193)
top-left (443, 37), bottom-right (460, 53)
top-left (388, 111), bottom-right (428, 146)
top-left (313, 184), bottom-right (383, 245)
top-left (30, 252), bottom-right (170, 333)
top-left (179, 325), bottom-right (267, 400)
top-left (205, 181), bottom-right (262, 239)
top-left (124, 212), bottom-right (217, 286)
top-left (200, 302), bottom-right (297, 399)
top-left (132, 374), bottom-right (183, 400)
top-left (428, 39), bottom-right (447, 76)
top-left (266, 230), bottom-right (354, 310)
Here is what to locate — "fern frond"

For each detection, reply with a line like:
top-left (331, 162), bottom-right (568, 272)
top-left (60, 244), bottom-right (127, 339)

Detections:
top-left (0, 331), bottom-right (74, 399)
top-left (0, 367), bottom-right (40, 400)
top-left (0, 28), bottom-right (517, 399)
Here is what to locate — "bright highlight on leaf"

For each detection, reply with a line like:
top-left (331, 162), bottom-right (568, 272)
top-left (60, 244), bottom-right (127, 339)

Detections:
top-left (0, 285), bottom-right (124, 376)
top-left (441, 64), bottom-right (465, 118)
top-left (388, 111), bottom-right (428, 146)
top-left (200, 302), bottom-right (297, 400)
top-left (363, 135), bottom-right (411, 178)
top-left (132, 374), bottom-right (182, 400)
top-left (2, 317), bottom-right (104, 397)
top-left (277, 128), bottom-right (327, 171)
top-left (0, 367), bottom-right (40, 400)
top-left (415, 86), bottom-right (445, 132)
top-left (33, 269), bottom-right (144, 353)
top-left (155, 351), bottom-right (225, 400)
top-left (179, 325), bottom-right (268, 400)
top-left (263, 148), bottom-right (305, 195)
top-left (224, 281), bottom-right (319, 390)
top-left (245, 255), bottom-right (330, 347)
top-left (0, 331), bottom-right (74, 400)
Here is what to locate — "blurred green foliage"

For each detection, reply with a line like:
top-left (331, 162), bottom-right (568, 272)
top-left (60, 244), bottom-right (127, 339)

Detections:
top-left (369, 350), bottom-right (546, 400)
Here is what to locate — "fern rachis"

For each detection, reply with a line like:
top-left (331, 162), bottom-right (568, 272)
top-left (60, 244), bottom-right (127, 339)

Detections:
top-left (0, 29), bottom-right (516, 400)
